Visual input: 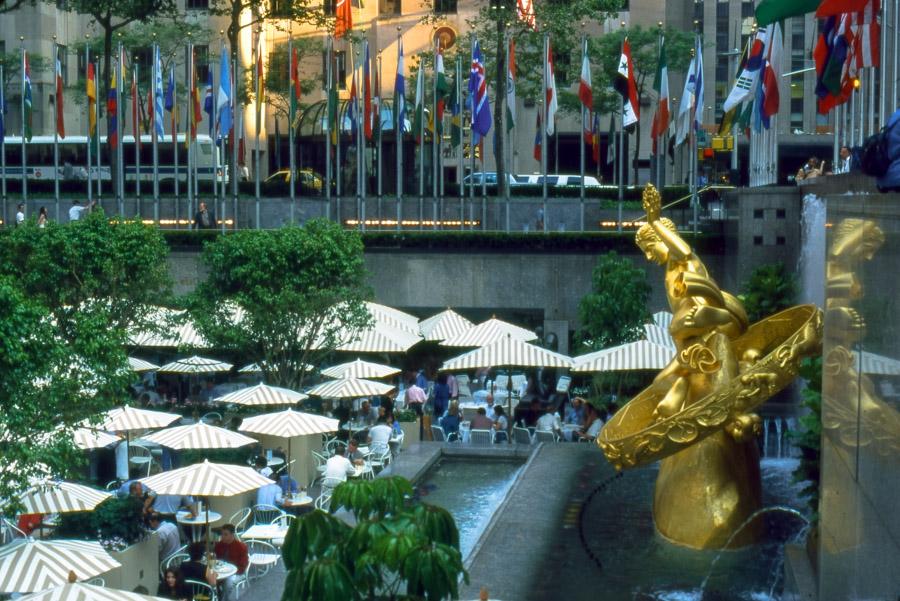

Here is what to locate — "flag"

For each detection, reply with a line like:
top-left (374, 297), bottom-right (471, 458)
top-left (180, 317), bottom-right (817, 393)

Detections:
top-left (533, 111), bottom-right (541, 161)
top-left (23, 51), bottom-right (33, 142)
top-left (469, 40), bottom-right (492, 141)
top-left (761, 23), bottom-right (782, 124)
top-left (165, 67), bottom-right (177, 143)
top-left (436, 46), bottom-right (449, 133)
top-left (107, 72), bottom-right (118, 149)
top-left (190, 52), bottom-right (202, 142)
top-left (131, 68), bottom-right (141, 146)
top-left (723, 27), bottom-right (767, 113)
top-left (591, 111), bottom-right (600, 163)
top-left (606, 116), bottom-right (616, 165)
top-left (578, 38), bottom-right (592, 111)
top-left (204, 68), bottom-right (214, 136)
top-left (152, 47), bottom-right (164, 137)
top-left (395, 39), bottom-right (406, 134)
top-left (852, 0), bottom-right (880, 68)
top-left (615, 38), bottom-right (639, 128)
top-left (349, 63), bottom-right (358, 145)
top-left (372, 56), bottom-right (381, 139)
top-left (506, 38), bottom-right (516, 131)
top-left (650, 36), bottom-right (669, 154)
top-left (217, 44), bottom-right (233, 139)
top-left (755, 0), bottom-right (819, 27)
top-left (817, 0), bottom-right (869, 17)
top-left (449, 74), bottom-right (461, 147)
top-left (54, 48), bottom-right (66, 138)
top-left (335, 0), bottom-right (352, 39)
top-left (517, 0), bottom-right (536, 30)
top-left (328, 52), bottom-right (339, 144)
top-left (363, 41), bottom-right (372, 140)
top-left (413, 63), bottom-right (424, 144)
top-left (675, 37), bottom-right (703, 145)
top-left (0, 72), bottom-right (5, 140)
top-left (545, 42), bottom-right (558, 135)
top-left (815, 14), bottom-right (855, 113)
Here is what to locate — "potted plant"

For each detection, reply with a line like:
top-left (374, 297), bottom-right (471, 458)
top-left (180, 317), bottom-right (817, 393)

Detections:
top-left (394, 409), bottom-right (420, 449)
top-left (281, 477), bottom-right (468, 600)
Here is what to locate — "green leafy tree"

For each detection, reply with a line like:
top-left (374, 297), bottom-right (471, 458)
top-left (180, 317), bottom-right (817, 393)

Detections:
top-left (739, 262), bottom-right (798, 323)
top-left (281, 477), bottom-right (468, 600)
top-left (577, 251), bottom-right (650, 351)
top-left (789, 356), bottom-right (822, 520)
top-left (189, 220), bottom-right (371, 390)
top-left (591, 25), bottom-right (693, 183)
top-left (0, 0), bottom-right (33, 14)
top-left (1, 51), bottom-right (51, 92)
top-left (264, 38), bottom-right (324, 122)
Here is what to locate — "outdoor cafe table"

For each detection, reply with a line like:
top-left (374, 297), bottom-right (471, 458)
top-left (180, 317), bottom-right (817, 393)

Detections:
top-left (242, 523), bottom-right (290, 541)
top-left (177, 509), bottom-right (222, 542)
top-left (203, 559), bottom-right (237, 582)
top-left (278, 494), bottom-right (314, 515)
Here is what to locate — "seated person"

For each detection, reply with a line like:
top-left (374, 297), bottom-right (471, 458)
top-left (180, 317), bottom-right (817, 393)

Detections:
top-left (492, 405), bottom-right (509, 432)
top-left (214, 524), bottom-right (248, 601)
top-left (359, 400), bottom-right (379, 426)
top-left (152, 494), bottom-right (196, 518)
top-left (536, 404), bottom-right (563, 438)
top-left (367, 417), bottom-right (393, 452)
top-left (179, 541), bottom-right (217, 587)
top-left (469, 407), bottom-right (495, 430)
top-left (439, 402), bottom-right (461, 440)
top-left (118, 479), bottom-right (154, 515)
top-left (278, 472), bottom-right (300, 496)
top-left (158, 567), bottom-right (191, 601)
top-left (564, 397), bottom-right (586, 426)
top-left (148, 512), bottom-right (182, 564)
top-left (255, 473), bottom-right (283, 507)
top-left (347, 439), bottom-right (366, 463)
top-left (577, 404), bottom-right (604, 442)
top-left (254, 455), bottom-right (273, 479)
top-left (323, 446), bottom-right (359, 482)
top-left (386, 414), bottom-right (403, 437)
top-left (16, 513), bottom-right (43, 537)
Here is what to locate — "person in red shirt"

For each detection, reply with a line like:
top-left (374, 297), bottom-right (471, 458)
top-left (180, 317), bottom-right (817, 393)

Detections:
top-left (214, 523), bottom-right (248, 601)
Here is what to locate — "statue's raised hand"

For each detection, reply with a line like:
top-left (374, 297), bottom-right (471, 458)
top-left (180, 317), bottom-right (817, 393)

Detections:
top-left (642, 184), bottom-right (662, 222)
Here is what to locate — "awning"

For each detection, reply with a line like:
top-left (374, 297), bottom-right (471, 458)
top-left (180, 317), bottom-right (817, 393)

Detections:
top-left (440, 318), bottom-right (538, 347)
top-left (139, 423), bottom-right (257, 450)
top-left (240, 408), bottom-right (340, 438)
top-left (321, 359), bottom-right (400, 380)
top-left (418, 309), bottom-right (475, 342)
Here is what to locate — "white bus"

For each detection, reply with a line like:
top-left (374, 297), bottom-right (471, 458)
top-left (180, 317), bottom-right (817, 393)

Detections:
top-left (0, 134), bottom-right (227, 183)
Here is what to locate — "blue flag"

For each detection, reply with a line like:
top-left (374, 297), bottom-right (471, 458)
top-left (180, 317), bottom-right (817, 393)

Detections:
top-left (204, 69), bottom-right (214, 137)
top-left (153, 46), bottom-right (165, 137)
top-left (468, 40), bottom-right (492, 143)
top-left (216, 45), bottom-right (233, 141)
top-left (165, 68), bottom-right (175, 113)
top-left (394, 39), bottom-right (406, 133)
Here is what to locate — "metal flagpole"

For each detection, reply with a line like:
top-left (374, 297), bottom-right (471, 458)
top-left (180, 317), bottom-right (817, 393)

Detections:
top-left (134, 61), bottom-right (142, 215)
top-left (618, 112), bottom-right (624, 232)
top-left (232, 55), bottom-right (238, 223)
top-left (541, 34), bottom-right (548, 232)
top-left (505, 33), bottom-right (511, 232)
top-left (879, 0), bottom-right (887, 129)
top-left (396, 28), bottom-right (402, 230)
top-left (1, 63), bottom-right (6, 210)
top-left (894, 0), bottom-right (899, 110)
top-left (117, 41), bottom-right (125, 216)
top-left (53, 40), bottom-right (60, 211)
top-left (857, 75), bottom-right (864, 146)
top-left (152, 43), bottom-right (159, 220)
top-left (377, 51), bottom-right (383, 222)
top-left (336, 51), bottom-right (342, 220)
top-left (187, 41), bottom-right (194, 226)
top-left (432, 39), bottom-right (439, 230)
top-left (210, 55), bottom-right (219, 231)
top-left (254, 29), bottom-right (261, 228)
top-left (579, 36), bottom-right (585, 228)
top-left (289, 33), bottom-right (296, 224)
top-left (456, 56), bottom-right (463, 227)
top-left (326, 36), bottom-right (332, 220)
top-left (867, 68), bottom-right (875, 138)
top-left (418, 54), bottom-right (424, 230)
top-left (172, 65), bottom-right (179, 223)
top-left (95, 60), bottom-right (102, 200)
top-left (20, 40), bottom-right (27, 204)
top-left (354, 45), bottom-right (362, 229)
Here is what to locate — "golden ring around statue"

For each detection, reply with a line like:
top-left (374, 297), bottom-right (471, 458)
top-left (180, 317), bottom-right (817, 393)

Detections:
top-left (598, 305), bottom-right (823, 470)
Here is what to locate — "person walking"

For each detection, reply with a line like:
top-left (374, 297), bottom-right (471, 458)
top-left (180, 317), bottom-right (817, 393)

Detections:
top-left (37, 206), bottom-right (48, 228)
top-left (193, 201), bottom-right (216, 229)
top-left (15, 204), bottom-right (25, 226)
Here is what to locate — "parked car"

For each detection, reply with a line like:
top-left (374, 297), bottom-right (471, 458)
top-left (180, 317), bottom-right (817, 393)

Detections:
top-left (264, 168), bottom-right (324, 192)
top-left (517, 174), bottom-right (601, 187)
top-left (462, 172), bottom-right (518, 185)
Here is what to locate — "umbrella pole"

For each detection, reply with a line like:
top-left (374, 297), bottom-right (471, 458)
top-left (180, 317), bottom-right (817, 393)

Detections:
top-left (507, 370), bottom-right (513, 444)
top-left (205, 499), bottom-right (211, 566)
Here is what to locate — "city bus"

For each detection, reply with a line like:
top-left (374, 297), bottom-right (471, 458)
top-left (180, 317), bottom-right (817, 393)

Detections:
top-left (0, 134), bottom-right (227, 183)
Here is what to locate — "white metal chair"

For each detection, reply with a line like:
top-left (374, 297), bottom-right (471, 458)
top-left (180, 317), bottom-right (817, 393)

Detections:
top-left (185, 579), bottom-right (217, 601)
top-left (469, 429), bottom-right (494, 445)
top-left (314, 491), bottom-right (332, 511)
top-left (229, 508), bottom-right (252, 536)
top-left (535, 430), bottom-right (559, 443)
top-left (312, 450), bottom-right (329, 479)
top-left (367, 447), bottom-right (392, 473)
top-left (128, 443), bottom-right (154, 477)
top-left (104, 480), bottom-right (120, 491)
top-left (324, 438), bottom-right (347, 457)
top-left (270, 514), bottom-right (295, 548)
top-left (430, 425), bottom-right (446, 442)
top-left (513, 426), bottom-right (534, 444)
top-left (200, 412), bottom-right (223, 425)
top-left (251, 504), bottom-right (284, 526)
top-left (246, 540), bottom-right (280, 580)
top-left (493, 429), bottom-right (509, 443)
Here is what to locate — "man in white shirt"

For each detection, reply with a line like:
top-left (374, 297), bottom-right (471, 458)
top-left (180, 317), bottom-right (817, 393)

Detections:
top-left (536, 405), bottom-right (563, 439)
top-left (837, 146), bottom-right (852, 174)
top-left (148, 513), bottom-right (181, 563)
top-left (255, 473), bottom-right (283, 506)
top-left (323, 446), bottom-right (358, 481)
top-left (68, 199), bottom-right (92, 221)
top-left (15, 204), bottom-right (25, 226)
top-left (368, 417), bottom-right (393, 451)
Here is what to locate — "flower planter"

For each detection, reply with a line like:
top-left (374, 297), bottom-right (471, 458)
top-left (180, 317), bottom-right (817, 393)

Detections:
top-left (399, 420), bottom-right (420, 449)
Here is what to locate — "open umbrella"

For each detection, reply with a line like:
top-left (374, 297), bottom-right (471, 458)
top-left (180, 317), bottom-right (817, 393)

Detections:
top-left (127, 357), bottom-right (159, 372)
top-left (571, 340), bottom-right (675, 373)
top-left (157, 356), bottom-right (233, 374)
top-left (128, 307), bottom-right (209, 349)
top-left (139, 423), bottom-right (257, 451)
top-left (306, 377), bottom-right (395, 399)
top-left (96, 406), bottom-right (182, 470)
top-left (0, 540), bottom-right (121, 594)
top-left (238, 362), bottom-right (314, 374)
top-left (72, 428), bottom-right (120, 451)
top-left (365, 302), bottom-right (420, 334)
top-left (240, 409), bottom-right (340, 487)
top-left (337, 322), bottom-right (422, 353)
top-left (214, 383), bottom-right (309, 406)
top-left (418, 309), bottom-right (475, 342)
top-left (321, 359), bottom-right (400, 380)
top-left (441, 335), bottom-right (573, 440)
top-left (440, 317), bottom-right (538, 347)
top-left (18, 481), bottom-right (111, 515)
top-left (19, 582), bottom-right (168, 601)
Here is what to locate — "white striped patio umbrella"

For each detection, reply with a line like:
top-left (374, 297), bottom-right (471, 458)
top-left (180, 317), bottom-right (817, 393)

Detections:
top-left (0, 540), bottom-right (121, 594)
top-left (238, 362), bottom-right (314, 374)
top-left (572, 340), bottom-right (675, 373)
top-left (19, 582), bottom-right (168, 601)
top-left (157, 355), bottom-right (233, 374)
top-left (139, 423), bottom-right (257, 451)
top-left (855, 350), bottom-right (900, 375)
top-left (306, 377), bottom-right (395, 399)
top-left (72, 428), bottom-right (120, 451)
top-left (652, 310), bottom-right (674, 330)
top-left (213, 383), bottom-right (309, 406)
top-left (337, 322), bottom-right (422, 353)
top-left (440, 336), bottom-right (573, 371)
top-left (128, 308), bottom-right (209, 349)
top-left (321, 359), bottom-right (400, 380)
top-left (440, 318), bottom-right (538, 347)
top-left (365, 302), bottom-right (420, 334)
top-left (140, 459), bottom-right (272, 498)
top-left (240, 409), bottom-right (340, 439)
top-left (643, 323), bottom-right (676, 350)
top-left (418, 309), bottom-right (475, 342)
top-left (127, 357), bottom-right (159, 372)
top-left (98, 406), bottom-right (181, 433)
top-left (18, 482), bottom-right (111, 515)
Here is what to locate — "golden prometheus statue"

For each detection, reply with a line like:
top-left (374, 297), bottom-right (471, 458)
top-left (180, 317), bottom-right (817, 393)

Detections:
top-left (598, 184), bottom-right (823, 549)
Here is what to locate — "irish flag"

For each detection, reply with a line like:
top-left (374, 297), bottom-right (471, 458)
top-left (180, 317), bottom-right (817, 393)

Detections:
top-left (650, 37), bottom-right (669, 152)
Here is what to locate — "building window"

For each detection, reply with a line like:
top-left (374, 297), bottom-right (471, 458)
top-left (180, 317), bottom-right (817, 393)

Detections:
top-left (434, 0), bottom-right (456, 13)
top-left (194, 45), bottom-right (210, 83)
top-left (271, 0), bottom-right (293, 17)
top-left (753, 209), bottom-right (764, 219)
top-left (790, 96), bottom-right (803, 130)
top-left (776, 208), bottom-right (786, 219)
top-left (379, 0), bottom-right (401, 14)
top-left (132, 47), bottom-right (152, 84)
top-left (322, 50), bottom-right (347, 89)
top-left (753, 235), bottom-right (763, 246)
top-left (324, 0), bottom-right (336, 16)
top-left (186, 0), bottom-right (209, 9)
top-left (741, 0), bottom-right (753, 17)
top-left (776, 235), bottom-right (786, 245)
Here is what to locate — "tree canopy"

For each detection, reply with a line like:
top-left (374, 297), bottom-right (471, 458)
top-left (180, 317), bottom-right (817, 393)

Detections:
top-left (189, 220), bottom-right (372, 390)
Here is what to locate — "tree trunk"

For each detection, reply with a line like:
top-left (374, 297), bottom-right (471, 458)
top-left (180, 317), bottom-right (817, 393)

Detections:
top-left (494, 19), bottom-right (506, 198)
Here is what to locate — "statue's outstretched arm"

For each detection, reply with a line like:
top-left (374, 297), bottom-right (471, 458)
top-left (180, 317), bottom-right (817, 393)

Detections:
top-left (642, 185), bottom-right (691, 261)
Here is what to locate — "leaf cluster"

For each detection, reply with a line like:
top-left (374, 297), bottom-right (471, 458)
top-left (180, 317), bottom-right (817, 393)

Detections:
top-left (281, 477), bottom-right (468, 601)
top-left (739, 262), bottom-right (798, 323)
top-left (264, 38), bottom-right (325, 121)
top-left (55, 495), bottom-right (150, 545)
top-left (789, 356), bottom-right (822, 520)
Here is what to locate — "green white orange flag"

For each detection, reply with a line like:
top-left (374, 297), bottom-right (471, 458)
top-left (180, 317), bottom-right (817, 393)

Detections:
top-left (413, 62), bottom-right (424, 144)
top-left (435, 46), bottom-right (449, 134)
top-left (650, 36), bottom-right (669, 153)
top-left (506, 38), bottom-right (516, 132)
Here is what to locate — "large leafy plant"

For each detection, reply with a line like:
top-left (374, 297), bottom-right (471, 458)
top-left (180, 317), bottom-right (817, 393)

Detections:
top-left (789, 357), bottom-right (822, 521)
top-left (281, 477), bottom-right (468, 601)
top-left (54, 496), bottom-right (150, 550)
top-left (740, 262), bottom-right (798, 323)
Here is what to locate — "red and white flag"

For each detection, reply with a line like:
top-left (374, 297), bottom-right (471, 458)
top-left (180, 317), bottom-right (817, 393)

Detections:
top-left (761, 22), bottom-right (782, 121)
top-left (578, 38), bottom-right (592, 111)
top-left (616, 38), bottom-right (640, 127)
top-left (55, 46), bottom-right (65, 138)
top-left (335, 0), bottom-right (352, 38)
top-left (545, 41), bottom-right (558, 135)
top-left (852, 0), bottom-right (880, 68)
top-left (517, 0), bottom-right (536, 30)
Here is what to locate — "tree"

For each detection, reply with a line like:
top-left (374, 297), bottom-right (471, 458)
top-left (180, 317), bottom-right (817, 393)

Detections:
top-left (0, 212), bottom-right (171, 508)
top-left (264, 37), bottom-right (323, 122)
top-left (0, 0), bottom-right (34, 14)
top-left (281, 477), bottom-right (468, 600)
top-left (1, 51), bottom-right (50, 93)
top-left (592, 26), bottom-right (693, 183)
top-left (189, 220), bottom-right (372, 390)
top-left (739, 262), bottom-right (798, 323)
top-left (577, 251), bottom-right (650, 351)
